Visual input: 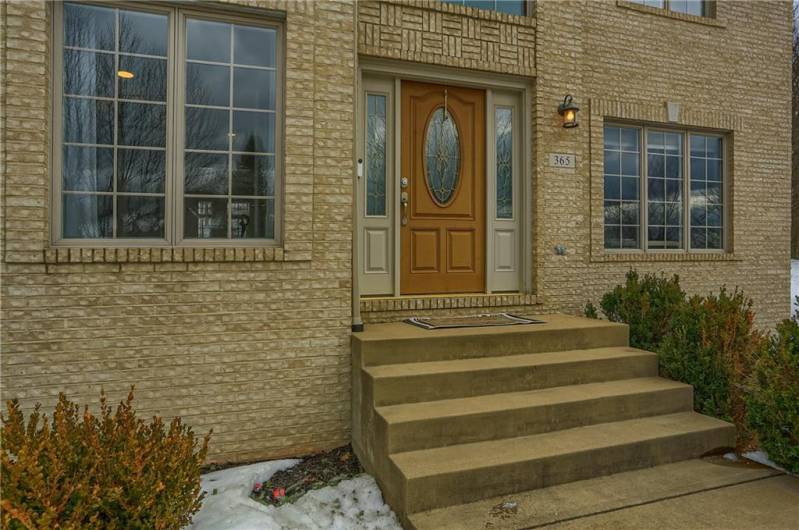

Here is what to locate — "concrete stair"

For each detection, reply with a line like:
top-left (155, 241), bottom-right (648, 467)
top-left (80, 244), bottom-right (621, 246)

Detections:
top-left (351, 314), bottom-right (735, 527)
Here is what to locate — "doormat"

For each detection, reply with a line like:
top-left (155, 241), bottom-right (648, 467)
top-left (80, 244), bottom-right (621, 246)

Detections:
top-left (404, 313), bottom-right (544, 330)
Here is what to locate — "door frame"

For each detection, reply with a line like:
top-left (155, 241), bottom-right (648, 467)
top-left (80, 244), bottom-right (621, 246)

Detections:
top-left (356, 58), bottom-right (533, 297)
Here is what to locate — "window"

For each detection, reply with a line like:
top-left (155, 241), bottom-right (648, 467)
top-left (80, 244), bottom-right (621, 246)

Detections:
top-left (603, 125), bottom-right (725, 251)
top-left (442, 0), bottom-right (527, 16)
top-left (629, 0), bottom-right (707, 17)
top-left (366, 94), bottom-right (387, 216)
top-left (54, 2), bottom-right (282, 244)
top-left (495, 107), bottom-right (514, 219)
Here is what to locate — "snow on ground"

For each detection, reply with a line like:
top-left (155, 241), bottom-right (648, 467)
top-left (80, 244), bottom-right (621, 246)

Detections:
top-left (792, 260), bottom-right (798, 317)
top-left (190, 460), bottom-right (402, 530)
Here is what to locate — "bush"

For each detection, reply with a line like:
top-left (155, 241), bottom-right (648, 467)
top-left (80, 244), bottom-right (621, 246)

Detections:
top-left (591, 270), bottom-right (685, 351)
top-left (658, 288), bottom-right (763, 450)
top-left (746, 316), bottom-right (799, 472)
top-left (1, 389), bottom-right (210, 530)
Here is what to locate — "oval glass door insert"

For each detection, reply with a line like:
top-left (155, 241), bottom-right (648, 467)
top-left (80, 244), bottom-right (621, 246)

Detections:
top-left (424, 107), bottom-right (460, 205)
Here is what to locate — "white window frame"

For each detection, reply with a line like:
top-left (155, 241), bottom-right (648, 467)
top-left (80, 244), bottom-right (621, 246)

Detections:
top-left (630, 0), bottom-right (710, 17)
top-left (50, 1), bottom-right (284, 247)
top-left (603, 123), bottom-right (728, 254)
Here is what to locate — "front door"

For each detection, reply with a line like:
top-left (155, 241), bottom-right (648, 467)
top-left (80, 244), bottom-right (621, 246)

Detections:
top-left (400, 81), bottom-right (486, 295)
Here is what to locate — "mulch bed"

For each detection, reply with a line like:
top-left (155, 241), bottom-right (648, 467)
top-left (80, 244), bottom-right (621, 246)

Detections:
top-left (250, 444), bottom-right (363, 506)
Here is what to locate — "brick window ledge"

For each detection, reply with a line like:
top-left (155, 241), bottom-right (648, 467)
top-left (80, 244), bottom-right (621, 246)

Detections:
top-left (591, 252), bottom-right (741, 263)
top-left (37, 246), bottom-right (311, 264)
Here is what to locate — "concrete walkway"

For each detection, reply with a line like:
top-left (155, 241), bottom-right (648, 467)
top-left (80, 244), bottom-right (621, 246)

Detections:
top-left (408, 457), bottom-right (799, 530)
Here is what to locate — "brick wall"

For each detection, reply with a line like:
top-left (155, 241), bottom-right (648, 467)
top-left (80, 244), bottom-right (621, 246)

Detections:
top-left (1, 0), bottom-right (356, 463)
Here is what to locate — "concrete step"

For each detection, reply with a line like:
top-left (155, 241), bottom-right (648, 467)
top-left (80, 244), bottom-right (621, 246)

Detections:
top-left (376, 377), bottom-right (693, 453)
top-left (353, 314), bottom-right (628, 366)
top-left (389, 412), bottom-right (735, 514)
top-left (366, 347), bottom-right (658, 406)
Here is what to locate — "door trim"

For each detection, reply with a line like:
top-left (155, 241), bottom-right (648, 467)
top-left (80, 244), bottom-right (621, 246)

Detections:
top-left (357, 59), bottom-right (533, 298)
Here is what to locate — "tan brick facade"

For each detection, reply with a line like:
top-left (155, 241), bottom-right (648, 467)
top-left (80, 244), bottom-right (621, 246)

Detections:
top-left (0, 0), bottom-right (792, 462)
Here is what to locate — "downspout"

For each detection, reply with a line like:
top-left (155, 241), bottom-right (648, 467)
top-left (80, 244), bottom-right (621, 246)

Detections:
top-left (351, 3), bottom-right (364, 333)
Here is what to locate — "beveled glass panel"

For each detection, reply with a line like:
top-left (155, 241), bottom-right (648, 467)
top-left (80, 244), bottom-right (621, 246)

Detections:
top-left (185, 108), bottom-right (229, 151)
top-left (117, 196), bottom-right (165, 237)
top-left (64, 97), bottom-right (114, 145)
top-left (64, 3), bottom-right (115, 51)
top-left (233, 68), bottom-right (275, 110)
top-left (63, 146), bottom-right (113, 192)
top-left (232, 154), bottom-right (275, 196)
top-left (232, 111), bottom-right (275, 153)
top-left (231, 198), bottom-right (272, 238)
top-left (64, 50), bottom-right (114, 97)
top-left (118, 102), bottom-right (166, 147)
top-left (366, 94), bottom-right (387, 216)
top-left (63, 194), bottom-right (113, 238)
top-left (233, 26), bottom-right (276, 67)
top-left (185, 152), bottom-right (228, 195)
top-left (186, 63), bottom-right (230, 107)
top-left (495, 107), bottom-right (513, 219)
top-left (424, 107), bottom-right (460, 205)
top-left (117, 149), bottom-right (165, 193)
top-left (118, 55), bottom-right (167, 102)
top-left (187, 19), bottom-right (230, 63)
top-left (119, 10), bottom-right (168, 57)
top-left (184, 197), bottom-right (228, 238)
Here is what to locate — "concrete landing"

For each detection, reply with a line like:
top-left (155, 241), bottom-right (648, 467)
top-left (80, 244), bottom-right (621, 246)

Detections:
top-left (408, 457), bottom-right (796, 530)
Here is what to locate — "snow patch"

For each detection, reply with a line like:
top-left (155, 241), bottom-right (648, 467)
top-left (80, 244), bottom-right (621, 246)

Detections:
top-left (189, 460), bottom-right (401, 530)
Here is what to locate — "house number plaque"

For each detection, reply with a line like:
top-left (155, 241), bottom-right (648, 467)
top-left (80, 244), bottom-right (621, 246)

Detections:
top-left (548, 153), bottom-right (576, 169)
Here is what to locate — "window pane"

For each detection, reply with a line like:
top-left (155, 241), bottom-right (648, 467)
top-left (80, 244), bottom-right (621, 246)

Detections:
top-left (117, 196), bottom-right (165, 238)
top-left (64, 50), bottom-right (114, 97)
top-left (184, 197), bottom-right (228, 238)
top-left (604, 125), bottom-right (640, 249)
top-left (63, 146), bottom-right (113, 192)
top-left (63, 194), bottom-right (113, 238)
top-left (495, 1), bottom-right (525, 16)
top-left (233, 26), bottom-right (276, 67)
top-left (118, 102), bottom-right (166, 147)
top-left (232, 154), bottom-right (275, 196)
top-left (119, 10), bottom-right (168, 56)
top-left (64, 3), bottom-right (115, 51)
top-left (231, 198), bottom-right (273, 239)
top-left (187, 19), bottom-right (230, 63)
top-left (689, 134), bottom-right (724, 249)
top-left (367, 95), bottom-right (388, 216)
top-left (185, 153), bottom-right (228, 195)
top-left (117, 149), bottom-right (165, 193)
top-left (186, 108), bottom-right (229, 151)
top-left (670, 0), bottom-right (704, 16)
top-left (187, 63), bottom-right (230, 107)
top-left (232, 111), bottom-right (275, 152)
top-left (118, 56), bottom-right (167, 102)
top-left (64, 97), bottom-right (114, 145)
top-left (233, 68), bottom-right (276, 110)
top-left (647, 130), bottom-right (683, 250)
top-left (495, 107), bottom-right (513, 219)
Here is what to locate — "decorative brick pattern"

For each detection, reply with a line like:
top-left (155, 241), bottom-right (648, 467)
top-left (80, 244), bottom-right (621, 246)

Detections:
top-left (361, 293), bottom-right (539, 323)
top-left (357, 0), bottom-right (536, 76)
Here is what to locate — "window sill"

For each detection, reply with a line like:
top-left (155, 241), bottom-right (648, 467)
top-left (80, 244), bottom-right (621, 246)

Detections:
top-left (592, 251), bottom-right (740, 263)
top-left (616, 1), bottom-right (725, 28)
top-left (41, 246), bottom-right (308, 264)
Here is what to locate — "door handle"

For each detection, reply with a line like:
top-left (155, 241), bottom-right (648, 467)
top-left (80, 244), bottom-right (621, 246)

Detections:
top-left (401, 191), bottom-right (408, 226)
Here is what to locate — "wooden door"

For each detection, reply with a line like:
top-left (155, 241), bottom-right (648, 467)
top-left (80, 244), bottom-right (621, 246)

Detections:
top-left (400, 81), bottom-right (485, 295)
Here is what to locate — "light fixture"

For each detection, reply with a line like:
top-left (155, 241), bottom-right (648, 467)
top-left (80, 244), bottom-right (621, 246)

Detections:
top-left (117, 70), bottom-right (134, 79)
top-left (557, 94), bottom-right (580, 128)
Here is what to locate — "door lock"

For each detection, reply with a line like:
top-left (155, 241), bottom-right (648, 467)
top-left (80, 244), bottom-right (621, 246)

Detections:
top-left (400, 177), bottom-right (409, 189)
top-left (400, 191), bottom-right (409, 226)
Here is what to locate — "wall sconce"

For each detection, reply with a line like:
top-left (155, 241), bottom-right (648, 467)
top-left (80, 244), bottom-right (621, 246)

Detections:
top-left (557, 95), bottom-right (580, 128)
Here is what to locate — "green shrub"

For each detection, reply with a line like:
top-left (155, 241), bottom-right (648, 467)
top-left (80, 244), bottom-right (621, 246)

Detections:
top-left (1, 389), bottom-right (210, 530)
top-left (658, 288), bottom-right (763, 450)
top-left (746, 316), bottom-right (799, 472)
top-left (594, 270), bottom-right (686, 351)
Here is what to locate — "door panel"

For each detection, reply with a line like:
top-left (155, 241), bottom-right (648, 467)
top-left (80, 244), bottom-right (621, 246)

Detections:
top-left (401, 81), bottom-right (485, 294)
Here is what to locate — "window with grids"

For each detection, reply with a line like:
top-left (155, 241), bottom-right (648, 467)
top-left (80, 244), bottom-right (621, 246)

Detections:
top-left (54, 2), bottom-right (281, 244)
top-left (442, 0), bottom-right (527, 16)
top-left (630, 0), bottom-right (708, 17)
top-left (603, 125), bottom-right (725, 251)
